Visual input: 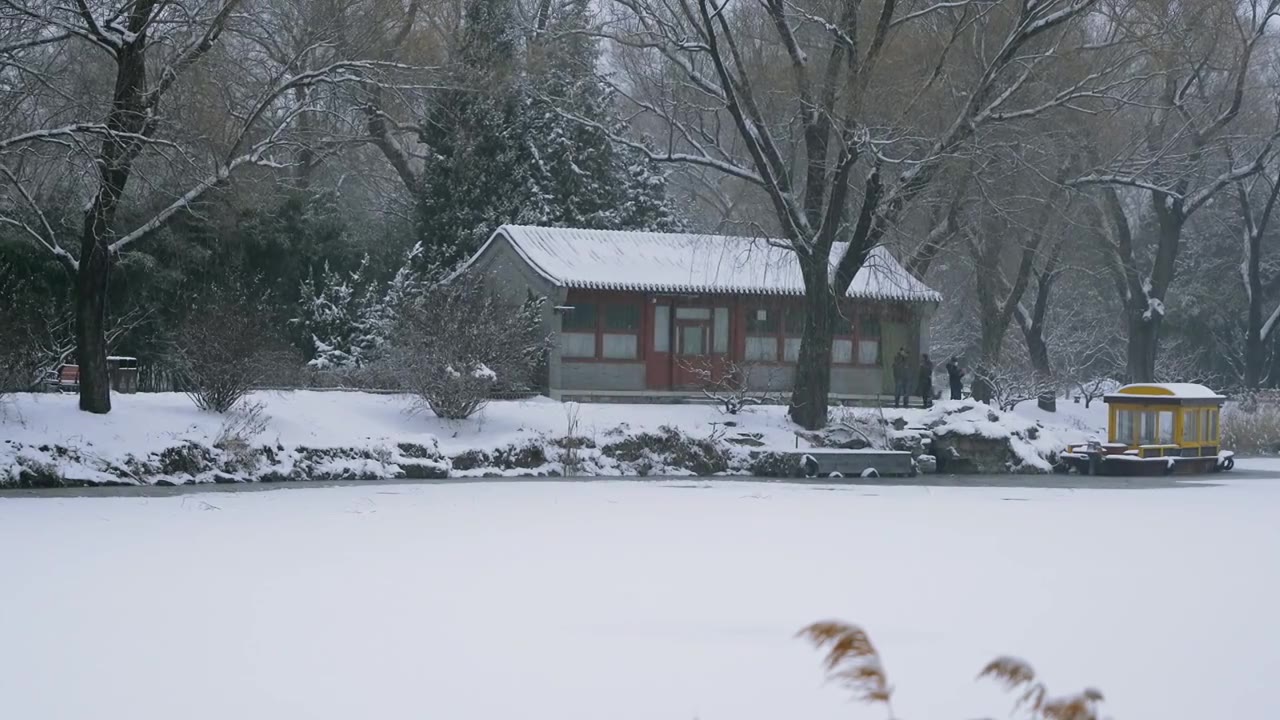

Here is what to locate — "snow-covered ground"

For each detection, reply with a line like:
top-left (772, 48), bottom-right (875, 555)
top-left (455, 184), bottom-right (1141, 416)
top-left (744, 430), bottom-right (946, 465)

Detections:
top-left (0, 391), bottom-right (798, 456)
top-left (1, 391), bottom-right (1111, 484)
top-left (1, 479), bottom-right (1276, 719)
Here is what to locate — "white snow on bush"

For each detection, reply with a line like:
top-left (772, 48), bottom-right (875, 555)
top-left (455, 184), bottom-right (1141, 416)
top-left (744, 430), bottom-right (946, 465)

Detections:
top-left (0, 392), bottom-right (810, 485)
top-left (0, 392), bottom-right (1107, 485)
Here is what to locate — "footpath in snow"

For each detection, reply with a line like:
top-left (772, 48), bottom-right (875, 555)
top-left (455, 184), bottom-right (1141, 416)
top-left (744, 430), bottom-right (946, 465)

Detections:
top-left (0, 391), bottom-right (1109, 486)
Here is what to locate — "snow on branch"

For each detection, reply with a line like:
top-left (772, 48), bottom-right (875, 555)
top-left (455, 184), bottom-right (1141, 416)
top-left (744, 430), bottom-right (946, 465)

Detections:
top-left (543, 101), bottom-right (766, 186)
top-left (0, 164), bottom-right (77, 271)
top-left (146, 0), bottom-right (244, 108)
top-left (108, 58), bottom-right (380, 254)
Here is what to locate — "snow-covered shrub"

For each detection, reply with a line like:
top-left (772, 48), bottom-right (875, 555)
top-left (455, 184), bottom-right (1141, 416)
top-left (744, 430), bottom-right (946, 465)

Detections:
top-left (213, 401), bottom-right (271, 472)
top-left (798, 621), bottom-right (1106, 719)
top-left (175, 285), bottom-right (298, 413)
top-left (974, 360), bottom-right (1056, 412)
top-left (1071, 377), bottom-right (1119, 408)
top-left (1222, 399), bottom-right (1280, 454)
top-left (390, 274), bottom-right (548, 420)
top-left (600, 425), bottom-right (731, 475)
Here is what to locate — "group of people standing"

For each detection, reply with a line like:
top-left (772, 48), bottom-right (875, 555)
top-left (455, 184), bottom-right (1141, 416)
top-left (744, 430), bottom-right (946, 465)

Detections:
top-left (891, 349), bottom-right (965, 409)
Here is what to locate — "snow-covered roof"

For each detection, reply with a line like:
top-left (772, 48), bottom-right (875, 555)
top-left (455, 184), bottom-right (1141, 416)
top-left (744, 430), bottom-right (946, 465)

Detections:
top-left (1106, 383), bottom-right (1225, 401)
top-left (470, 225), bottom-right (941, 303)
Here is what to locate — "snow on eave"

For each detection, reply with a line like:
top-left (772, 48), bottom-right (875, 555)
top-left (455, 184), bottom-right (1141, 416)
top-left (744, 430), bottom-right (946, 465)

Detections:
top-left (556, 277), bottom-right (938, 302)
top-left (477, 225), bottom-right (942, 304)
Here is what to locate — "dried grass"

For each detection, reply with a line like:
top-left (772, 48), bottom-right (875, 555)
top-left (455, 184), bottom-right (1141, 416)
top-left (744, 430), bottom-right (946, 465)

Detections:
top-left (800, 621), bottom-right (1105, 720)
top-left (1222, 398), bottom-right (1280, 454)
top-left (796, 621), bottom-right (893, 706)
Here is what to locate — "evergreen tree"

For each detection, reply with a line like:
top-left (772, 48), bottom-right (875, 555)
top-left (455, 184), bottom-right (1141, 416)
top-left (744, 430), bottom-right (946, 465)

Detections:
top-left (413, 0), bottom-right (677, 275)
top-left (522, 0), bottom-right (676, 232)
top-left (415, 0), bottom-right (533, 273)
top-left (296, 258), bottom-right (379, 369)
top-left (295, 244), bottom-right (425, 369)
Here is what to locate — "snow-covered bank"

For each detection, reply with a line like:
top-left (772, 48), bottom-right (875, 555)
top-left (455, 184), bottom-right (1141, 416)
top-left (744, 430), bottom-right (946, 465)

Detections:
top-left (0, 392), bottom-right (1105, 485)
top-left (1, 480), bottom-right (1276, 720)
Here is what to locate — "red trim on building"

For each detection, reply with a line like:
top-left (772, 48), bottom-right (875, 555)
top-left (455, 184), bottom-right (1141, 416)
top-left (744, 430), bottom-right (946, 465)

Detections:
top-left (560, 290), bottom-right (910, 390)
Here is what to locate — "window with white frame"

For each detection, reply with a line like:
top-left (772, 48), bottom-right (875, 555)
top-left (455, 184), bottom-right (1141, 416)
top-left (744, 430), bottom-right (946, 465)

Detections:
top-left (559, 301), bottom-right (642, 360)
top-left (602, 305), bottom-right (641, 359)
top-left (560, 303), bottom-right (597, 358)
top-left (745, 305), bottom-right (778, 361)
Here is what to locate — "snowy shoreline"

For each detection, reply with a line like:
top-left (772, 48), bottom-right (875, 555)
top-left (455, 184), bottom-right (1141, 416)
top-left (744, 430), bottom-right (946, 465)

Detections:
top-left (1, 391), bottom-right (1108, 487)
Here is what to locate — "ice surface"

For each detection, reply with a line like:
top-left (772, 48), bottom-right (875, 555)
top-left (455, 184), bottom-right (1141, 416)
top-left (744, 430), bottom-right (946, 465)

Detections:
top-left (1, 480), bottom-right (1277, 720)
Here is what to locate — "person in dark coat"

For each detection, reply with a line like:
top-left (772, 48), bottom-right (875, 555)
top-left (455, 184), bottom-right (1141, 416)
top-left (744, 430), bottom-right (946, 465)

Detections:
top-left (918, 354), bottom-right (934, 409)
top-left (892, 347), bottom-right (910, 408)
top-left (946, 356), bottom-right (964, 401)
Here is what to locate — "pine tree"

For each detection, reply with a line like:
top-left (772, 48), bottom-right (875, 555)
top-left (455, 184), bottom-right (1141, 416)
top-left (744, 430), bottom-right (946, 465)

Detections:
top-left (415, 0), bottom-right (534, 273)
top-left (522, 0), bottom-right (677, 232)
top-left (296, 258), bottom-right (381, 369)
top-left (412, 0), bottom-right (678, 275)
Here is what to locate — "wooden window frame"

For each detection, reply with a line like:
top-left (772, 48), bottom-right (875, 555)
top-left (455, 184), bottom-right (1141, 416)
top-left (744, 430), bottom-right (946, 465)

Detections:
top-left (744, 302), bottom-right (783, 364)
top-left (741, 300), bottom-right (876, 367)
top-left (560, 294), bottom-right (644, 363)
top-left (850, 311), bottom-right (882, 368)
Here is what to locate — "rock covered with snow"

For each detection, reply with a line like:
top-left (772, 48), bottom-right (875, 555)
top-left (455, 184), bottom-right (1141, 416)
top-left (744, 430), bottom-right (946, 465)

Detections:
top-left (883, 401), bottom-right (1080, 474)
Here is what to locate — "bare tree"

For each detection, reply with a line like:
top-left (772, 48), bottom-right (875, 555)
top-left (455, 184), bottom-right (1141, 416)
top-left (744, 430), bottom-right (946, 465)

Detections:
top-left (0, 1), bottom-right (381, 413)
top-left (1074, 0), bottom-right (1280, 382)
top-left (595, 0), bottom-right (1111, 428)
top-left (1234, 157), bottom-right (1280, 387)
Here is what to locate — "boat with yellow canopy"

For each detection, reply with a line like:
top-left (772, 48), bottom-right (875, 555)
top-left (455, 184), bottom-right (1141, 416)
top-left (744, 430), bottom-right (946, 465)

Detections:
top-left (1059, 383), bottom-right (1234, 475)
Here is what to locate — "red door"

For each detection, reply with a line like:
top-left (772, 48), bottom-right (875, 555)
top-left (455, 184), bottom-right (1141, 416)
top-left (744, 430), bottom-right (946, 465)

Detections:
top-left (673, 306), bottom-right (729, 388)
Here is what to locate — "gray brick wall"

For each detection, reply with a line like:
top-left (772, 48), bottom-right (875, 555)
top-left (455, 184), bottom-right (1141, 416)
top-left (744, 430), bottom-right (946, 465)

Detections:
top-left (561, 361), bottom-right (647, 391)
top-left (469, 233), bottom-right (564, 393)
top-left (831, 366), bottom-right (882, 395)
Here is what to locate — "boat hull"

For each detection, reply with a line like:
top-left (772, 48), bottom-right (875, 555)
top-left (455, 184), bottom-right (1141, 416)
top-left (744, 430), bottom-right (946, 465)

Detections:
top-left (1058, 451), bottom-right (1232, 476)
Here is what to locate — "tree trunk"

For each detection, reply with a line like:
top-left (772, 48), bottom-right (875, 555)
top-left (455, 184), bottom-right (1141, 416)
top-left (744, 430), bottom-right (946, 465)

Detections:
top-left (1245, 284), bottom-right (1265, 388)
top-left (789, 259), bottom-right (834, 430)
top-left (1242, 178), bottom-right (1275, 387)
top-left (76, 35), bottom-right (151, 413)
top-left (1025, 326), bottom-right (1055, 411)
top-left (75, 230), bottom-right (112, 413)
top-left (1126, 311), bottom-right (1160, 382)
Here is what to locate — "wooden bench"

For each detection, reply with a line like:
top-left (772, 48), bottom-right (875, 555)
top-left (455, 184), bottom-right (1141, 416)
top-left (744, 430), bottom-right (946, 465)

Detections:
top-left (49, 364), bottom-right (79, 391)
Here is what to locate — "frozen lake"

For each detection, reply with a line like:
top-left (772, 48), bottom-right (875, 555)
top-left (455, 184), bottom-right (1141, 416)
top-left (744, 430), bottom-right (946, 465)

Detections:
top-left (2, 478), bottom-right (1277, 719)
